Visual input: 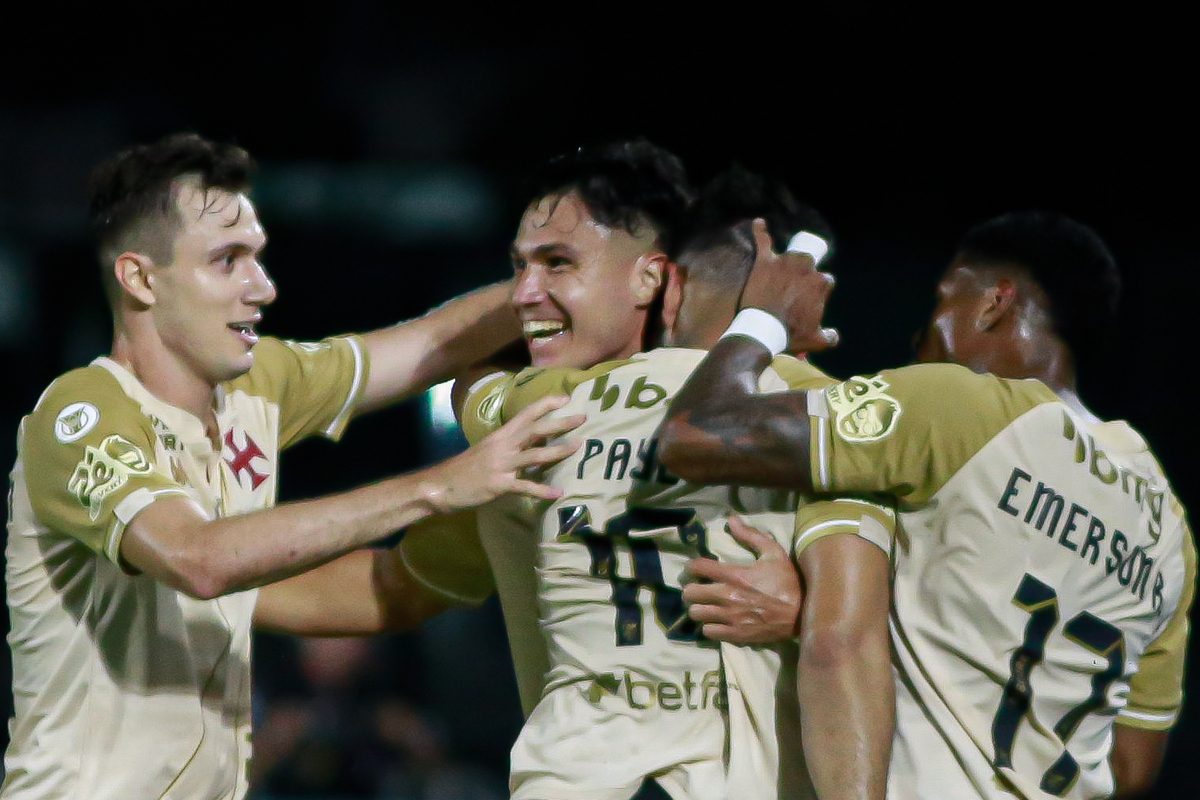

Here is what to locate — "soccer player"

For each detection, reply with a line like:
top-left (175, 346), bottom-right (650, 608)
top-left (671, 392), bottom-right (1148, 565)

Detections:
top-left (2, 133), bottom-right (581, 800)
top-left (658, 211), bottom-right (1195, 800)
top-left (414, 156), bottom-right (893, 799)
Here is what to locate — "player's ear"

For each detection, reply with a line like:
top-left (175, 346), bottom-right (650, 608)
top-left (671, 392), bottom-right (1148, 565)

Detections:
top-left (976, 277), bottom-right (1018, 331)
top-left (660, 262), bottom-right (685, 339)
top-left (632, 251), bottom-right (667, 308)
top-left (114, 252), bottom-right (157, 307)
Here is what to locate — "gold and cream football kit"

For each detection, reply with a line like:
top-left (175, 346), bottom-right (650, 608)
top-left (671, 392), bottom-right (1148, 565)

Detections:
top-left (806, 363), bottom-right (1194, 800)
top-left (3, 337), bottom-right (366, 800)
top-left (401, 347), bottom-right (891, 800)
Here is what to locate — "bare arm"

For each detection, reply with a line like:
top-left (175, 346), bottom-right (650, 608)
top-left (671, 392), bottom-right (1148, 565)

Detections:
top-left (1109, 724), bottom-right (1170, 799)
top-left (795, 533), bottom-right (893, 800)
top-left (253, 548), bottom-right (451, 636)
top-left (122, 395), bottom-right (580, 600)
top-left (659, 337), bottom-right (814, 490)
top-left (357, 280), bottom-right (521, 413)
top-left (660, 219), bottom-right (836, 490)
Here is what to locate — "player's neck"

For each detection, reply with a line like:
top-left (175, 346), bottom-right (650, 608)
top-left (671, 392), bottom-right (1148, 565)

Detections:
top-left (1008, 336), bottom-right (1102, 424)
top-left (670, 291), bottom-right (736, 349)
top-left (110, 328), bottom-right (218, 431)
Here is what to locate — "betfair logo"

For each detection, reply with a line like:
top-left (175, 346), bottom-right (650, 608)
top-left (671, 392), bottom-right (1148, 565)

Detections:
top-left (583, 670), bottom-right (726, 712)
top-left (826, 376), bottom-right (901, 443)
top-left (588, 374), bottom-right (667, 412)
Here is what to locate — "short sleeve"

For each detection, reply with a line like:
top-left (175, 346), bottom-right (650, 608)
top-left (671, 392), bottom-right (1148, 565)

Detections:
top-left (807, 363), bottom-right (1055, 506)
top-left (229, 336), bottom-right (368, 449)
top-left (396, 510), bottom-right (496, 605)
top-left (1119, 525), bottom-right (1196, 731)
top-left (22, 369), bottom-right (191, 564)
top-left (793, 497), bottom-right (897, 559)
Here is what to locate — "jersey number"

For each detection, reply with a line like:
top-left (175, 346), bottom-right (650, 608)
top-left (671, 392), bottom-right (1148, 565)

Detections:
top-left (557, 505), bottom-right (712, 646)
top-left (991, 573), bottom-right (1126, 796)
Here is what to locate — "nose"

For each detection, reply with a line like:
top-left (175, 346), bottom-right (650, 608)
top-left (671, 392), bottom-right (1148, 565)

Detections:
top-left (245, 261), bottom-right (277, 306)
top-left (511, 266), bottom-right (546, 307)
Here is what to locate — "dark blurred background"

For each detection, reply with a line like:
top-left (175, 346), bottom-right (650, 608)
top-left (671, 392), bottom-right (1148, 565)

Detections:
top-left (1, 9), bottom-right (1195, 799)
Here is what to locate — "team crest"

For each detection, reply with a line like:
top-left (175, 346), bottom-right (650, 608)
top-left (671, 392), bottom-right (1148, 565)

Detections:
top-left (825, 376), bottom-right (902, 443)
top-left (54, 402), bottom-right (100, 443)
top-left (67, 435), bottom-right (153, 520)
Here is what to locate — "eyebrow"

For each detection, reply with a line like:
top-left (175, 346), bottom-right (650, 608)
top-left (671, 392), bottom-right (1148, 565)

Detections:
top-left (512, 243), bottom-right (577, 262)
top-left (209, 238), bottom-right (268, 261)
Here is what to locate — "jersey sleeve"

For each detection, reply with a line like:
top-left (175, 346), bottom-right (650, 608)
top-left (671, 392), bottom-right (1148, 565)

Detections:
top-left (807, 363), bottom-right (1055, 506)
top-left (230, 336), bottom-right (368, 449)
top-left (22, 369), bottom-right (193, 565)
top-left (457, 361), bottom-right (630, 445)
top-left (395, 510), bottom-right (495, 606)
top-left (1118, 522), bottom-right (1196, 731)
top-left (793, 496), bottom-right (897, 559)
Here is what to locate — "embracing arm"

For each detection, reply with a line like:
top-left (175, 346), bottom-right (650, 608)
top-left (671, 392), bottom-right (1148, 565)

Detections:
top-left (122, 395), bottom-right (579, 600)
top-left (356, 280), bottom-right (521, 413)
top-left (795, 534), bottom-right (893, 800)
top-left (658, 336), bottom-right (814, 490)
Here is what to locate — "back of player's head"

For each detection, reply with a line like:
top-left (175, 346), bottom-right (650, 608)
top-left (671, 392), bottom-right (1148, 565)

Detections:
top-left (955, 210), bottom-right (1121, 366)
top-left (522, 139), bottom-right (693, 253)
top-left (90, 132), bottom-right (256, 274)
top-left (674, 165), bottom-right (833, 288)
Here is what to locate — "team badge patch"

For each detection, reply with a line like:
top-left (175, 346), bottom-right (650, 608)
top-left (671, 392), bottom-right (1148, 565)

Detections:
top-left (67, 435), bottom-right (153, 520)
top-left (825, 376), bottom-right (902, 442)
top-left (54, 402), bottom-right (100, 443)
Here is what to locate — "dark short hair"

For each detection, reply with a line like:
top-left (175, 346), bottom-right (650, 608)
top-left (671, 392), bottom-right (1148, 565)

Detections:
top-left (955, 210), bottom-right (1121, 366)
top-left (521, 139), bottom-right (693, 253)
top-left (89, 132), bottom-right (256, 273)
top-left (673, 165), bottom-right (834, 287)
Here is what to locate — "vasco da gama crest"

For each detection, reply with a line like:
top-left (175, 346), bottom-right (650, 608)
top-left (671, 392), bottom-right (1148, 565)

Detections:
top-left (825, 376), bottom-right (902, 443)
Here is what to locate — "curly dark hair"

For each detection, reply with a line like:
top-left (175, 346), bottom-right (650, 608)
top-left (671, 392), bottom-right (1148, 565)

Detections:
top-left (521, 139), bottom-right (693, 253)
top-left (955, 210), bottom-right (1121, 367)
top-left (673, 164), bottom-right (834, 288)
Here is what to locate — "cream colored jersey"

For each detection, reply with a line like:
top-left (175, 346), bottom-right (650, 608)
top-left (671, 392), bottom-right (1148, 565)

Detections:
top-left (807, 363), bottom-right (1195, 800)
top-left (445, 348), bottom-right (892, 800)
top-left (3, 337), bottom-right (366, 800)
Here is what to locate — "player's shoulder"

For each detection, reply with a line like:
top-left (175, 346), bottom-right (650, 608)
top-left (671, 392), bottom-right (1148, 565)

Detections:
top-left (858, 363), bottom-right (1059, 420)
top-left (26, 361), bottom-right (149, 443)
top-left (768, 354), bottom-right (835, 390)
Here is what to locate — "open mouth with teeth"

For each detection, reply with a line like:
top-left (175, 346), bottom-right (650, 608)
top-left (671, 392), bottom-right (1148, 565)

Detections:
top-left (228, 322), bottom-right (260, 346)
top-left (523, 320), bottom-right (568, 340)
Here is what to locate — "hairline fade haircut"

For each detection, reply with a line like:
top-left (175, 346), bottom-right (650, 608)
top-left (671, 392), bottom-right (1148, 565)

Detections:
top-left (954, 210), bottom-right (1121, 370)
top-left (89, 132), bottom-right (256, 303)
top-left (673, 165), bottom-right (835, 289)
top-left (520, 139), bottom-right (693, 254)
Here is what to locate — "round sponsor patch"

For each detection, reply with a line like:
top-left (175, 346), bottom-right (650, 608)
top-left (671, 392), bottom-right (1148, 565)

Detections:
top-left (55, 402), bottom-right (100, 443)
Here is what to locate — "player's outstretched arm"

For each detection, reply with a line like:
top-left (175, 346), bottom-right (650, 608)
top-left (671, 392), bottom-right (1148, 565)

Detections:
top-left (356, 280), bottom-right (521, 413)
top-left (795, 532), bottom-right (893, 800)
top-left (122, 395), bottom-right (582, 600)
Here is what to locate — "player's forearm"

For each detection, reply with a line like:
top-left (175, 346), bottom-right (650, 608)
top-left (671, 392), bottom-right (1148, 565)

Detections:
top-left (797, 621), bottom-right (894, 800)
top-left (358, 280), bottom-right (520, 412)
top-left (254, 548), bottom-right (451, 635)
top-left (128, 471), bottom-right (447, 600)
top-left (659, 337), bottom-right (813, 490)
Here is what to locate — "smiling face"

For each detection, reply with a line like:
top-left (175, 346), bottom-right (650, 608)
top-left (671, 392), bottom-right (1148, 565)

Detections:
top-left (144, 178), bottom-right (276, 385)
top-left (510, 191), bottom-right (665, 368)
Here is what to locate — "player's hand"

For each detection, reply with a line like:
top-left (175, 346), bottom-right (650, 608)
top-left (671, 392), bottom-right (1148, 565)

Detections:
top-left (682, 516), bottom-right (803, 644)
top-left (425, 395), bottom-right (583, 512)
top-left (738, 219), bottom-right (839, 355)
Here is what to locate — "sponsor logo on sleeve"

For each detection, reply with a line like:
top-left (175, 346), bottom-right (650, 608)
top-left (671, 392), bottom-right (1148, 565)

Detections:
top-left (825, 376), bottom-right (902, 443)
top-left (475, 385), bottom-right (507, 427)
top-left (54, 402), bottom-right (100, 443)
top-left (67, 435), bottom-right (153, 520)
